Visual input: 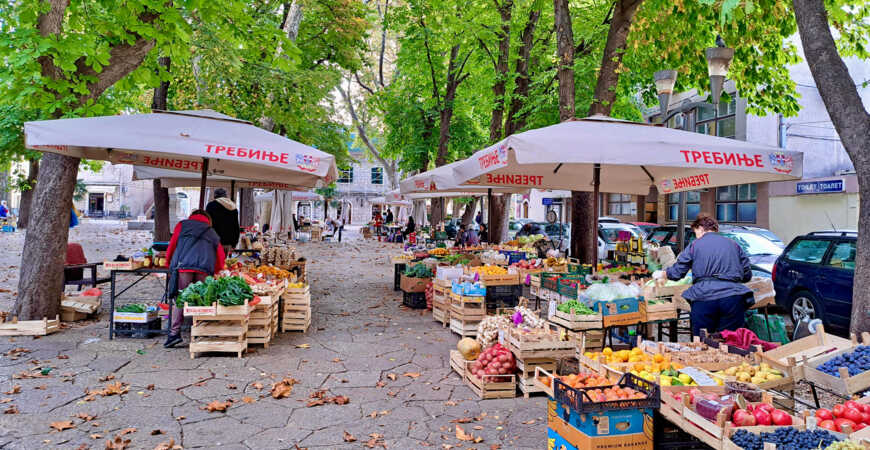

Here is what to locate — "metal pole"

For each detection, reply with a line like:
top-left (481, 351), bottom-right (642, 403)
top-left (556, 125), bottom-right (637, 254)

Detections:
top-left (199, 158), bottom-right (209, 210)
top-left (487, 188), bottom-right (493, 244)
top-left (677, 191), bottom-right (687, 252)
top-left (230, 180), bottom-right (236, 201)
top-left (592, 164), bottom-right (601, 261)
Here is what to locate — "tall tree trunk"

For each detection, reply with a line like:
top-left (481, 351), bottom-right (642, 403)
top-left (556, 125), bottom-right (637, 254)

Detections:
top-left (152, 179), bottom-right (170, 241)
top-left (16, 158), bottom-right (39, 230)
top-left (554, 0), bottom-right (575, 122)
top-left (17, 0), bottom-right (159, 319)
top-left (460, 198), bottom-right (478, 225)
top-left (560, 0), bottom-right (643, 263)
top-left (505, 8), bottom-right (541, 136)
top-left (14, 153), bottom-right (79, 319)
top-left (151, 56), bottom-right (171, 241)
top-left (792, 0), bottom-right (870, 334)
top-left (435, 45), bottom-right (462, 167)
top-left (490, 196), bottom-right (510, 244)
top-left (239, 187), bottom-right (255, 227)
top-left (260, 1), bottom-right (303, 131)
top-left (488, 0), bottom-right (512, 142)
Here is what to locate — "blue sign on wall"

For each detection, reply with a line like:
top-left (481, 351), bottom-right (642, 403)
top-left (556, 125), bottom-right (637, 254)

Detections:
top-left (796, 179), bottom-right (845, 195)
top-left (542, 197), bottom-right (554, 206)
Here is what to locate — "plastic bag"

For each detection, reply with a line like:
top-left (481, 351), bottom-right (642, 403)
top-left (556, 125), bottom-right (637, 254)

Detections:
top-left (580, 282), bottom-right (642, 306)
top-left (743, 312), bottom-right (790, 345)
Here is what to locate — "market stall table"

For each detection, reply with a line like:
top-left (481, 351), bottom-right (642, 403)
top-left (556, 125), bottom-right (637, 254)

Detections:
top-left (109, 267), bottom-right (170, 340)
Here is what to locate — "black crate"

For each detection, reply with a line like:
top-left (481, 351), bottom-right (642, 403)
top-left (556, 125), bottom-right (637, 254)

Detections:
top-left (402, 291), bottom-right (427, 309)
top-left (485, 284), bottom-right (521, 311)
top-left (114, 317), bottom-right (163, 338)
top-left (394, 263), bottom-right (406, 291)
top-left (554, 372), bottom-right (660, 413)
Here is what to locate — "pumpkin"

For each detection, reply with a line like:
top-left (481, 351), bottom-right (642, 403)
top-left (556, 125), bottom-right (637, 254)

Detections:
top-left (457, 338), bottom-right (482, 361)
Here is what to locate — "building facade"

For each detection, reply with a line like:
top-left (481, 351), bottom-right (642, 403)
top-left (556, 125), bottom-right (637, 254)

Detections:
top-left (333, 146), bottom-right (392, 225)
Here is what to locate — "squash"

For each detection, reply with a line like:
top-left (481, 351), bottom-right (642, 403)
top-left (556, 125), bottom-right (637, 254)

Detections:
top-left (457, 338), bottom-right (482, 361)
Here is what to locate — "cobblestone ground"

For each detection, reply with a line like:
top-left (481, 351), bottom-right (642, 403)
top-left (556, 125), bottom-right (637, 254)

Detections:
top-left (0, 223), bottom-right (546, 449)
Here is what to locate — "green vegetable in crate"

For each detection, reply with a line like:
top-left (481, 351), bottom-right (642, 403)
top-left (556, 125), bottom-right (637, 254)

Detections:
top-left (115, 304), bottom-right (148, 313)
top-left (557, 300), bottom-right (596, 315)
top-left (176, 276), bottom-right (253, 307)
top-left (403, 264), bottom-right (433, 278)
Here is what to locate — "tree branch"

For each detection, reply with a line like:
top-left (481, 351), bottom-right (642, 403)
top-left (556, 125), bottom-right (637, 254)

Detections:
top-left (378, 0), bottom-right (389, 88)
top-left (478, 38), bottom-right (496, 69)
top-left (354, 72), bottom-right (376, 95)
top-left (338, 80), bottom-right (396, 186)
top-left (419, 18), bottom-right (441, 103)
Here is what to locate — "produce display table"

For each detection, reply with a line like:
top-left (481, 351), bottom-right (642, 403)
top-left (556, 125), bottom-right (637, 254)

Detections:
top-left (109, 267), bottom-right (170, 340)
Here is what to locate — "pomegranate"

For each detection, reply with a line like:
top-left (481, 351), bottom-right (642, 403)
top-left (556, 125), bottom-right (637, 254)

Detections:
top-left (770, 409), bottom-right (792, 426)
top-left (732, 409), bottom-right (757, 427)
top-left (816, 409), bottom-right (834, 421)
top-left (753, 408), bottom-right (772, 426)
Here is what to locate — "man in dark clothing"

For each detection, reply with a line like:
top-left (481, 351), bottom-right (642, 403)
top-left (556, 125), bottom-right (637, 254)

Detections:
top-left (205, 188), bottom-right (240, 256)
top-left (385, 209), bottom-right (394, 224)
top-left (656, 214), bottom-right (752, 336)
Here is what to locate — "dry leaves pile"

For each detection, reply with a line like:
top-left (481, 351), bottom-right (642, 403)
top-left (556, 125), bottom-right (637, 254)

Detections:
top-left (270, 377), bottom-right (298, 399)
top-left (364, 433), bottom-right (386, 448)
top-left (306, 390), bottom-right (350, 407)
top-left (343, 431), bottom-right (356, 442)
top-left (455, 425), bottom-right (484, 443)
top-left (84, 381), bottom-right (129, 401)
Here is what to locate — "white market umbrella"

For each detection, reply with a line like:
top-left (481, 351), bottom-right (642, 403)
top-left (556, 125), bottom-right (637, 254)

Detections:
top-left (133, 166), bottom-right (310, 191)
top-left (370, 196), bottom-right (412, 207)
top-left (452, 115), bottom-right (803, 195)
top-left (25, 109), bottom-right (339, 208)
top-left (399, 160), bottom-right (525, 195)
top-left (268, 190), bottom-right (297, 234)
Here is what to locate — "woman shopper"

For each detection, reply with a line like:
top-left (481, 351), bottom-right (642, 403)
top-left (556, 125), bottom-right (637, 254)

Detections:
top-left (653, 214), bottom-right (752, 336)
top-left (163, 210), bottom-right (225, 348)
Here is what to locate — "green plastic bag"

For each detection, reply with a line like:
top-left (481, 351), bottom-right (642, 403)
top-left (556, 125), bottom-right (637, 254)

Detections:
top-left (744, 312), bottom-right (790, 344)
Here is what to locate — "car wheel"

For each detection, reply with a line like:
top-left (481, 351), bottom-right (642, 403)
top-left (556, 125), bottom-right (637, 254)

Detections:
top-left (790, 291), bottom-right (822, 324)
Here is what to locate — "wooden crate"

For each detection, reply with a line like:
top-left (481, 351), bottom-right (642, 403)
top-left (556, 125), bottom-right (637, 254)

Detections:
top-left (432, 302), bottom-right (449, 327)
top-left (449, 292), bottom-right (485, 321)
top-left (449, 350), bottom-right (467, 377)
top-left (473, 272), bottom-right (520, 286)
top-left (61, 293), bottom-right (101, 321)
top-left (532, 366), bottom-right (557, 398)
top-left (0, 316), bottom-right (60, 336)
top-left (189, 317), bottom-right (247, 359)
top-left (568, 329), bottom-right (605, 357)
top-left (281, 309), bottom-right (311, 333)
top-left (183, 301), bottom-right (252, 319)
top-left (644, 298), bottom-right (678, 322)
top-left (801, 333), bottom-right (870, 395)
top-left (516, 357), bottom-right (556, 398)
top-left (449, 317), bottom-right (480, 337)
top-left (657, 386), bottom-right (730, 450)
top-left (103, 259), bottom-right (144, 271)
top-left (549, 309), bottom-right (602, 331)
top-left (759, 324), bottom-right (852, 381)
top-left (464, 362), bottom-right (516, 399)
top-left (507, 325), bottom-right (574, 360)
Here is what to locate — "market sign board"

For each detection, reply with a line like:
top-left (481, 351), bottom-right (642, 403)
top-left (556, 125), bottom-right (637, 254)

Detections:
top-left (796, 179), bottom-right (844, 195)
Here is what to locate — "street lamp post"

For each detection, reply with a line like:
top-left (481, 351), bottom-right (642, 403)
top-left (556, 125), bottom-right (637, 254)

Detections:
top-left (706, 36), bottom-right (735, 106)
top-left (653, 70), bottom-right (678, 123)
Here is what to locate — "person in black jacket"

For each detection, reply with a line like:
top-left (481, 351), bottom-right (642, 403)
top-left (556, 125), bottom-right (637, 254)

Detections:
top-left (205, 188), bottom-right (240, 256)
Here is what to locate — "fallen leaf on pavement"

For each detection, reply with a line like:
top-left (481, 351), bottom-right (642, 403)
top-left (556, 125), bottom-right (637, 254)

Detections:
top-left (90, 434), bottom-right (102, 439)
top-left (387, 391), bottom-right (397, 397)
top-left (343, 431), bottom-right (356, 442)
top-left (387, 373), bottom-right (397, 381)
top-left (150, 429), bottom-right (164, 435)
top-left (75, 412), bottom-right (96, 422)
top-left (202, 400), bottom-right (232, 412)
top-left (50, 420), bottom-right (75, 431)
top-left (118, 428), bottom-right (137, 436)
top-left (295, 343), bottom-right (311, 349)
top-left (403, 372), bottom-right (421, 378)
top-left (521, 419), bottom-right (535, 424)
top-left (252, 382), bottom-right (264, 390)
top-left (104, 434), bottom-right (130, 449)
top-left (489, 445), bottom-right (501, 449)
top-left (4, 405), bottom-right (18, 414)
top-left (364, 433), bottom-right (386, 448)
top-left (154, 438), bottom-right (182, 450)
top-left (451, 418), bottom-right (474, 424)
top-left (375, 381), bottom-right (386, 388)
top-left (455, 425), bottom-right (483, 443)
top-left (332, 358), bottom-right (343, 363)
top-left (368, 411), bottom-right (377, 418)
top-left (0, 398), bottom-right (10, 404)
top-left (473, 425), bottom-right (483, 430)
top-left (226, 384), bottom-right (237, 390)
top-left (443, 400), bottom-right (457, 406)
top-left (57, 355), bottom-right (69, 360)
top-left (99, 374), bottom-right (115, 382)
top-left (332, 395), bottom-right (350, 405)
top-left (241, 396), bottom-right (256, 404)
top-left (271, 378), bottom-right (298, 399)
top-left (4, 385), bottom-right (20, 395)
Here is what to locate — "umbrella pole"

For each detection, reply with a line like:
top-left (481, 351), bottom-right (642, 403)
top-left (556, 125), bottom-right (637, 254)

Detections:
top-left (199, 158), bottom-right (209, 210)
top-left (230, 180), bottom-right (236, 201)
top-left (487, 188), bottom-right (492, 244)
top-left (677, 192), bottom-right (687, 252)
top-left (592, 164), bottom-right (600, 261)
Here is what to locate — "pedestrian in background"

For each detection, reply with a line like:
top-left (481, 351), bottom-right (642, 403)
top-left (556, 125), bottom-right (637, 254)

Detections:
top-left (205, 188), bottom-right (240, 257)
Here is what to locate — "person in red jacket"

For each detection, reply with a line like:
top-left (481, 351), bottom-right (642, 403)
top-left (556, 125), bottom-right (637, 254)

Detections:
top-left (164, 210), bottom-right (225, 348)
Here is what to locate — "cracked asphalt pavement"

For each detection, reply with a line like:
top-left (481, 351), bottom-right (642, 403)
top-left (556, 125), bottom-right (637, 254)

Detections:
top-left (0, 224), bottom-right (546, 448)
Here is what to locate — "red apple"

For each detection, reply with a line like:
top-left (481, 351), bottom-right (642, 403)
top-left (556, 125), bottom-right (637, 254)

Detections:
top-left (816, 409), bottom-right (834, 421)
top-left (770, 409), bottom-right (792, 426)
top-left (732, 409), bottom-right (757, 427)
top-left (820, 420), bottom-right (837, 431)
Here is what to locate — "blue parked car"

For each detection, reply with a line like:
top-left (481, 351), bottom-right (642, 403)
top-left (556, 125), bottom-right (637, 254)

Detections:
top-left (772, 231), bottom-right (856, 333)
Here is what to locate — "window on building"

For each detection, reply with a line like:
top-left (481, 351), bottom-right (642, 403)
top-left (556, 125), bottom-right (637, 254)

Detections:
top-left (608, 194), bottom-right (635, 215)
top-left (694, 98), bottom-right (736, 138)
top-left (337, 167), bottom-right (353, 183)
top-left (370, 167), bottom-right (383, 185)
top-left (715, 183), bottom-right (756, 222)
top-left (667, 192), bottom-right (700, 221)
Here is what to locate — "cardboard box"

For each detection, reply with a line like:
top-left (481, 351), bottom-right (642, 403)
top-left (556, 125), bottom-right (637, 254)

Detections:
top-left (547, 400), bottom-right (652, 450)
top-left (745, 277), bottom-right (775, 309)
top-left (400, 275), bottom-right (430, 293)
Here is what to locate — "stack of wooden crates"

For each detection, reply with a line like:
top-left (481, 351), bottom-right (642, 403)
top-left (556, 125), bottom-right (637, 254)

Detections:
top-left (282, 284), bottom-right (311, 332)
top-left (248, 287), bottom-right (281, 347)
top-left (186, 301), bottom-right (251, 359)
